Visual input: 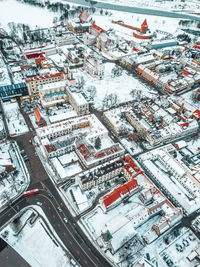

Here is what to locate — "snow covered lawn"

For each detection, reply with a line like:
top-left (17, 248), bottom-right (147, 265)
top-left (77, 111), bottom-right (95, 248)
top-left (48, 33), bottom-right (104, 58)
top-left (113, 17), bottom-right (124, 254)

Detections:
top-left (83, 62), bottom-right (152, 110)
top-left (0, 208), bottom-right (71, 267)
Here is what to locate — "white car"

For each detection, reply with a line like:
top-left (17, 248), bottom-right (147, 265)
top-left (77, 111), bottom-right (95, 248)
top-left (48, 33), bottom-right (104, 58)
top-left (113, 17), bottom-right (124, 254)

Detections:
top-left (64, 217), bottom-right (68, 223)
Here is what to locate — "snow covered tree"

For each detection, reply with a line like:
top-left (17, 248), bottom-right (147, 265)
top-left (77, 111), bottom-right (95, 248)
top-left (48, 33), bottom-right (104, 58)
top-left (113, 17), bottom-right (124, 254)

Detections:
top-left (95, 137), bottom-right (101, 149)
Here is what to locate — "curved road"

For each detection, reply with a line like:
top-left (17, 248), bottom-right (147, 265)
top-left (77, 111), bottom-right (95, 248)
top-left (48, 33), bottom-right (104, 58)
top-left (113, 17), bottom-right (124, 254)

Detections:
top-left (64, 0), bottom-right (200, 21)
top-left (0, 186), bottom-right (112, 267)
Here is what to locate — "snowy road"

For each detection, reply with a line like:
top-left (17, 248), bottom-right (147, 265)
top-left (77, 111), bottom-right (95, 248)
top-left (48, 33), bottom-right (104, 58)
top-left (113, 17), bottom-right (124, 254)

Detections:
top-left (64, 0), bottom-right (200, 21)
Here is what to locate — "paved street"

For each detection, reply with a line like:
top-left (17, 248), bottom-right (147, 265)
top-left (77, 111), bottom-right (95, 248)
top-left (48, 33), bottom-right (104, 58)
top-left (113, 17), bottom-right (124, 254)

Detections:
top-left (0, 107), bottom-right (113, 266)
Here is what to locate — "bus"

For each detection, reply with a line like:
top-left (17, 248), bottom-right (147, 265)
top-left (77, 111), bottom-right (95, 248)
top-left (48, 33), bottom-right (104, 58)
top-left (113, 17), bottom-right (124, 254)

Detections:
top-left (23, 189), bottom-right (40, 197)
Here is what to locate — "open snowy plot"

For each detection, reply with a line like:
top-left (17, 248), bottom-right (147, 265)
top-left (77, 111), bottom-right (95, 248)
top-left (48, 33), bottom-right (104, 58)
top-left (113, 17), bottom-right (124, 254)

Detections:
top-left (3, 101), bottom-right (29, 136)
top-left (0, 141), bottom-right (29, 212)
top-left (1, 208), bottom-right (70, 267)
top-left (83, 62), bottom-right (152, 110)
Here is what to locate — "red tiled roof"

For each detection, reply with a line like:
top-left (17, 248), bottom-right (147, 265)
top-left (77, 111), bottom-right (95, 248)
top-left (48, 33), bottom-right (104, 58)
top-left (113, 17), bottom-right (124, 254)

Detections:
top-left (181, 122), bottom-right (189, 127)
top-left (26, 53), bottom-right (45, 59)
top-left (103, 189), bottom-right (120, 209)
top-left (79, 10), bottom-right (90, 23)
top-left (92, 24), bottom-right (104, 33)
top-left (193, 45), bottom-right (200, 50)
top-left (103, 179), bottom-right (138, 209)
top-left (181, 70), bottom-right (189, 76)
top-left (141, 19), bottom-right (147, 27)
top-left (193, 109), bottom-right (200, 118)
top-left (25, 72), bottom-right (63, 83)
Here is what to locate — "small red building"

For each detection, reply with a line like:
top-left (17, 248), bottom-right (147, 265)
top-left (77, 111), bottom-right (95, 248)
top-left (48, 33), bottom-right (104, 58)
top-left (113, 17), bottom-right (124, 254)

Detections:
top-left (34, 108), bottom-right (46, 127)
top-left (79, 10), bottom-right (90, 23)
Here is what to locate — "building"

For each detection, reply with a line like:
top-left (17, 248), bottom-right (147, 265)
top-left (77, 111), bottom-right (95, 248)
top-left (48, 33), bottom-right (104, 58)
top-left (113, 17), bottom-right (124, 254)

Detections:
top-left (147, 39), bottom-right (179, 50)
top-left (23, 44), bottom-right (57, 58)
top-left (25, 72), bottom-right (64, 95)
top-left (77, 158), bottom-right (124, 191)
top-left (90, 24), bottom-right (104, 37)
top-left (75, 139), bottom-right (124, 169)
top-left (55, 32), bottom-right (76, 46)
top-left (139, 147), bottom-right (200, 215)
top-left (84, 56), bottom-right (104, 79)
top-left (79, 10), bottom-right (91, 23)
top-left (34, 108), bottom-right (46, 127)
top-left (39, 80), bottom-right (68, 108)
top-left (0, 83), bottom-right (28, 101)
top-left (103, 179), bottom-right (138, 210)
top-left (66, 21), bottom-right (91, 34)
top-left (68, 89), bottom-right (89, 116)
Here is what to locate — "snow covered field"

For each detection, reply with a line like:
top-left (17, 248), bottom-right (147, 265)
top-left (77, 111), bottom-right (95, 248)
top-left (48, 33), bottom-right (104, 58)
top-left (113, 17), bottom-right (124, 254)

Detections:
top-left (0, 0), bottom-right (55, 30)
top-left (82, 62), bottom-right (152, 110)
top-left (3, 101), bottom-right (29, 136)
top-left (0, 208), bottom-right (71, 267)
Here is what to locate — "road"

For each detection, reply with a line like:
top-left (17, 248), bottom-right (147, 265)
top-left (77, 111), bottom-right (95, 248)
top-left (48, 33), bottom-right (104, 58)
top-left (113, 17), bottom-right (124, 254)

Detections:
top-left (0, 106), bottom-right (112, 266)
top-left (64, 0), bottom-right (200, 21)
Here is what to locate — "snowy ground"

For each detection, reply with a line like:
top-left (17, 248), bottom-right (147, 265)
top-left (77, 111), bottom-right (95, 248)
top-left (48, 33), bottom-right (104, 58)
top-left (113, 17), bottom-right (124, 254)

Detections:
top-left (0, 208), bottom-right (72, 267)
top-left (0, 141), bottom-right (29, 212)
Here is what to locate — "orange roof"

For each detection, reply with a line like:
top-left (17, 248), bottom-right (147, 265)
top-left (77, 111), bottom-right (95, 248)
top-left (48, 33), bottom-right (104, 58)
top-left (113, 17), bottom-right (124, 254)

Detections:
top-left (34, 108), bottom-right (42, 122)
top-left (103, 179), bottom-right (138, 209)
top-left (103, 189), bottom-right (120, 209)
top-left (92, 24), bottom-right (104, 33)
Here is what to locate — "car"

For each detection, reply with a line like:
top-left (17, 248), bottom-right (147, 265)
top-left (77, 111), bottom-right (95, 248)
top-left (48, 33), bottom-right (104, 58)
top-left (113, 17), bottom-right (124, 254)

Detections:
top-left (48, 194), bottom-right (53, 199)
top-left (36, 202), bottom-right (42, 206)
top-left (64, 217), bottom-right (68, 223)
top-left (57, 207), bottom-right (62, 213)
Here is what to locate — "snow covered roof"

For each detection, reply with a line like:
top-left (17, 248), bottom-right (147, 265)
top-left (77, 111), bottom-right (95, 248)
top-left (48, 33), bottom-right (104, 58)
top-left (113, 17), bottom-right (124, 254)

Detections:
top-left (70, 92), bottom-right (88, 106)
top-left (39, 80), bottom-right (66, 92)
